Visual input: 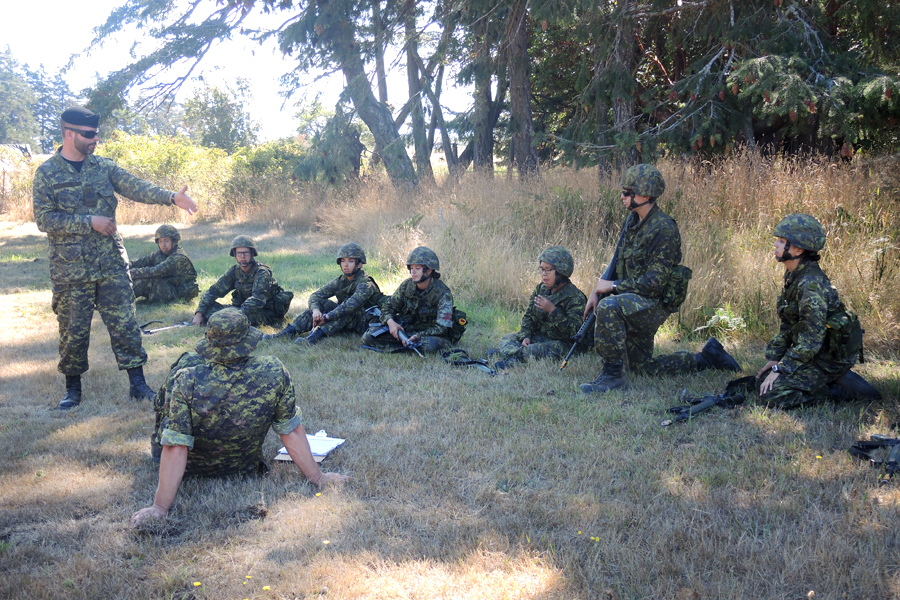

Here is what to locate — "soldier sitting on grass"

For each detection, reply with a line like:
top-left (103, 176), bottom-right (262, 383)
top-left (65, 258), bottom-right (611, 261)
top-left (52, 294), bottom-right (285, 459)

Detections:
top-left (266, 243), bottom-right (384, 345)
top-left (488, 246), bottom-right (589, 370)
top-left (192, 235), bottom-right (293, 328)
top-left (129, 224), bottom-right (199, 303)
top-left (361, 246), bottom-right (455, 354)
top-left (133, 308), bottom-right (351, 527)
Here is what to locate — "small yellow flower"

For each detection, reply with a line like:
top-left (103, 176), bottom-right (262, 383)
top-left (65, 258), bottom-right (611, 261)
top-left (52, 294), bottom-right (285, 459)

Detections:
top-left (246, 575), bottom-right (253, 579)
top-left (193, 582), bottom-right (201, 587)
top-left (816, 455), bottom-right (823, 459)
top-left (323, 540), bottom-right (330, 545)
top-left (316, 493), bottom-right (321, 497)
top-left (263, 586), bottom-right (271, 590)
top-left (577, 531), bottom-right (582, 535)
top-left (243, 581), bottom-right (247, 585)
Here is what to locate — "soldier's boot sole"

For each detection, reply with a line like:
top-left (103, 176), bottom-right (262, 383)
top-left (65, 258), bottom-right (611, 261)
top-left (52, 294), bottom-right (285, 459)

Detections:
top-left (699, 337), bottom-right (742, 372)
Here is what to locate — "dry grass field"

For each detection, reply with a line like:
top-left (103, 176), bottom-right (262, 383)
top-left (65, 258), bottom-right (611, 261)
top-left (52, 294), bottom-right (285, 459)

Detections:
top-left (1, 204), bottom-right (899, 599)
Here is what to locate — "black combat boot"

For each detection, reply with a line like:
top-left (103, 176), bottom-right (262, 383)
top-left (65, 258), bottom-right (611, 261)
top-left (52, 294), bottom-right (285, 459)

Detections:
top-left (579, 362), bottom-right (628, 394)
top-left (58, 375), bottom-right (82, 410)
top-left (127, 366), bottom-right (156, 400)
top-left (298, 327), bottom-right (326, 346)
top-left (264, 323), bottom-right (297, 341)
top-left (828, 370), bottom-right (882, 401)
top-left (695, 337), bottom-right (742, 372)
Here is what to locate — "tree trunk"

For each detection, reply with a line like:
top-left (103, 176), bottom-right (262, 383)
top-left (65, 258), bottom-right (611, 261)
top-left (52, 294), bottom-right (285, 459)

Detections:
top-left (610, 0), bottom-right (640, 170)
top-left (593, 42), bottom-right (613, 181)
top-left (373, 0), bottom-right (389, 104)
top-left (507, 0), bottom-right (538, 179)
top-left (328, 6), bottom-right (417, 188)
top-left (405, 2), bottom-right (434, 184)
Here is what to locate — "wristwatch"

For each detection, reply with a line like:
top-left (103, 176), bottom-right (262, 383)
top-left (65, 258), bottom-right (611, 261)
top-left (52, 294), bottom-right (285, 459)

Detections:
top-left (771, 364), bottom-right (781, 373)
top-left (612, 281), bottom-right (619, 294)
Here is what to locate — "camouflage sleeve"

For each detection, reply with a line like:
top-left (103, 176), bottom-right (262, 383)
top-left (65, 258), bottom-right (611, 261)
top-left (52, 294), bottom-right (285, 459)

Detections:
top-left (197, 270), bottom-right (236, 315)
top-left (381, 280), bottom-right (409, 323)
top-left (32, 170), bottom-right (93, 235)
top-left (154, 352), bottom-right (206, 415)
top-left (129, 251), bottom-right (158, 271)
top-left (308, 276), bottom-right (340, 312)
top-left (516, 286), bottom-right (542, 341)
top-left (764, 321), bottom-right (791, 362)
top-left (542, 286), bottom-right (587, 340)
top-left (271, 361), bottom-right (303, 436)
top-left (107, 161), bottom-right (173, 206)
top-left (160, 368), bottom-right (197, 449)
top-left (616, 222), bottom-right (680, 298)
top-left (779, 281), bottom-right (828, 374)
top-left (131, 253), bottom-right (183, 279)
top-left (240, 267), bottom-right (274, 312)
top-left (418, 286), bottom-right (454, 338)
top-left (326, 278), bottom-right (376, 321)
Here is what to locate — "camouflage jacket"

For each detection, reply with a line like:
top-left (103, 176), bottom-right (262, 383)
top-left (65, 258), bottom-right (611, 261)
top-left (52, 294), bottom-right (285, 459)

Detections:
top-left (197, 261), bottom-right (285, 316)
top-left (381, 277), bottom-right (454, 337)
top-left (614, 205), bottom-right (682, 300)
top-left (129, 245), bottom-right (198, 292)
top-left (766, 261), bottom-right (859, 374)
top-left (517, 281), bottom-right (587, 342)
top-left (309, 269), bottom-right (384, 321)
top-left (33, 151), bottom-right (173, 284)
top-left (160, 353), bottom-right (303, 477)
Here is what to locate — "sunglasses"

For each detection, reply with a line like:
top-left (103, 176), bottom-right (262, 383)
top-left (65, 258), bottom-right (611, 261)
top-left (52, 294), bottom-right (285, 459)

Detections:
top-left (64, 127), bottom-right (99, 139)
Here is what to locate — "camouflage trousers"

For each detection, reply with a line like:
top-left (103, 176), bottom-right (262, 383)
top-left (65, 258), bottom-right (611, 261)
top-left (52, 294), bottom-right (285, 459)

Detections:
top-left (133, 277), bottom-right (198, 304)
top-left (51, 269), bottom-right (147, 376)
top-left (205, 300), bottom-right (288, 328)
top-left (361, 328), bottom-right (451, 354)
top-left (497, 333), bottom-right (569, 362)
top-left (289, 300), bottom-right (368, 337)
top-left (593, 293), bottom-right (696, 375)
top-left (732, 361), bottom-right (852, 409)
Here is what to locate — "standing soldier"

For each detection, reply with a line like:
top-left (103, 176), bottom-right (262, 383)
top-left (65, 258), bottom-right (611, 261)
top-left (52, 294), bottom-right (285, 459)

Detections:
top-left (489, 246), bottom-right (588, 370)
top-left (268, 243), bottom-right (384, 344)
top-left (361, 246), bottom-right (456, 354)
top-left (580, 164), bottom-right (740, 394)
top-left (192, 235), bottom-right (293, 328)
top-left (33, 106), bottom-right (197, 410)
top-left (750, 214), bottom-right (880, 406)
top-left (129, 224), bottom-right (199, 303)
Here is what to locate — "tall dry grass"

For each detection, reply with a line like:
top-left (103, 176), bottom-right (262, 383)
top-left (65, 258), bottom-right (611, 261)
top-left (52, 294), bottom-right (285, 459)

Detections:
top-left (316, 152), bottom-right (900, 351)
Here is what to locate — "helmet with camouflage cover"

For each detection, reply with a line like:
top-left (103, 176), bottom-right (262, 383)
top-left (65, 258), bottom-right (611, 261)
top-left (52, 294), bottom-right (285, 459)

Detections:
top-left (155, 224), bottom-right (181, 244)
top-left (336, 242), bottom-right (367, 265)
top-left (406, 246), bottom-right (440, 271)
top-left (773, 214), bottom-right (826, 252)
top-left (538, 246), bottom-right (574, 278)
top-left (230, 234), bottom-right (258, 257)
top-left (621, 164), bottom-right (666, 198)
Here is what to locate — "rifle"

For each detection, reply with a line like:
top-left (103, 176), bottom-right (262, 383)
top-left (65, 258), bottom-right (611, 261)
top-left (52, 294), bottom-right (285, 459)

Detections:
top-left (559, 213), bottom-right (632, 372)
top-left (363, 306), bottom-right (424, 358)
top-left (849, 435), bottom-right (900, 482)
top-left (661, 390), bottom-right (746, 426)
top-left (139, 320), bottom-right (193, 335)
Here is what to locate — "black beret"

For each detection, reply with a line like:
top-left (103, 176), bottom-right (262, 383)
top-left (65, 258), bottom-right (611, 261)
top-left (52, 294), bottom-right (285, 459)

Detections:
top-left (61, 106), bottom-right (100, 128)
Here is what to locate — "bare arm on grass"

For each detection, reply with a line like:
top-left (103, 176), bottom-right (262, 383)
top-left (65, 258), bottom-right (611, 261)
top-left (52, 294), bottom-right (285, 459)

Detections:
top-left (131, 445), bottom-right (188, 527)
top-left (281, 424), bottom-right (352, 486)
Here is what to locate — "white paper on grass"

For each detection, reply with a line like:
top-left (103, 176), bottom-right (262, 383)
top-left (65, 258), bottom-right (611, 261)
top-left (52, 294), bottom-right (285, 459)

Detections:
top-left (274, 429), bottom-right (345, 462)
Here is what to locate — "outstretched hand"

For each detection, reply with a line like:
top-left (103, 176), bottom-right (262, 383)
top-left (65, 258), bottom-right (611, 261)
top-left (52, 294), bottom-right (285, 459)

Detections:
top-left (173, 186), bottom-right (197, 215)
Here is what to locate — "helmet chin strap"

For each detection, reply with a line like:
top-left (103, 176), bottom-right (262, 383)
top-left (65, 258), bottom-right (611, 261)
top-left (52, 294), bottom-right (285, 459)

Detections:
top-left (624, 189), bottom-right (653, 210)
top-left (776, 241), bottom-right (800, 263)
top-left (413, 267), bottom-right (433, 284)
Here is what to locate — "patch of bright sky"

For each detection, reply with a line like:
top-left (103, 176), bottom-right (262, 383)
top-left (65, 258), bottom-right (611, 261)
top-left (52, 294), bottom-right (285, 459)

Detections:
top-left (3, 0), bottom-right (471, 142)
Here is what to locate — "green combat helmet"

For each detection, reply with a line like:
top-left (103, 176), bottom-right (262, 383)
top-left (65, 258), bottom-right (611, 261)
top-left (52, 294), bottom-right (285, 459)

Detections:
top-left (336, 242), bottom-right (367, 265)
top-left (774, 214), bottom-right (826, 251)
top-left (155, 224), bottom-right (181, 244)
top-left (230, 235), bottom-right (258, 257)
top-left (538, 246), bottom-right (574, 278)
top-left (406, 246), bottom-right (440, 271)
top-left (621, 164), bottom-right (666, 198)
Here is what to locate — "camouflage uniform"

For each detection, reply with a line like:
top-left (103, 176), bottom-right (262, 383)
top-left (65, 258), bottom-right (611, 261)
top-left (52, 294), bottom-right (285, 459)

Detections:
top-left (593, 205), bottom-right (695, 374)
top-left (130, 245), bottom-right (199, 303)
top-left (33, 150), bottom-right (175, 376)
top-left (158, 308), bottom-right (303, 477)
top-left (755, 260), bottom-right (860, 408)
top-left (196, 261), bottom-right (293, 327)
top-left (290, 269), bottom-right (384, 335)
top-left (497, 282), bottom-right (587, 361)
top-left (362, 277), bottom-right (454, 354)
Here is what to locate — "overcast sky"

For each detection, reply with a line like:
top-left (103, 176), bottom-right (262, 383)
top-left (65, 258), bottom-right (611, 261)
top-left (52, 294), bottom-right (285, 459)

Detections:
top-left (3, 0), bottom-right (471, 142)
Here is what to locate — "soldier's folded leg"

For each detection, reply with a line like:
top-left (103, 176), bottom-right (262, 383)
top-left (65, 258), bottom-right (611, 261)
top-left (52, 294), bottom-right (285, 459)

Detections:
top-left (146, 280), bottom-right (178, 304)
top-left (829, 370), bottom-right (882, 401)
top-left (131, 278), bottom-right (152, 301)
top-left (417, 335), bottom-right (451, 354)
